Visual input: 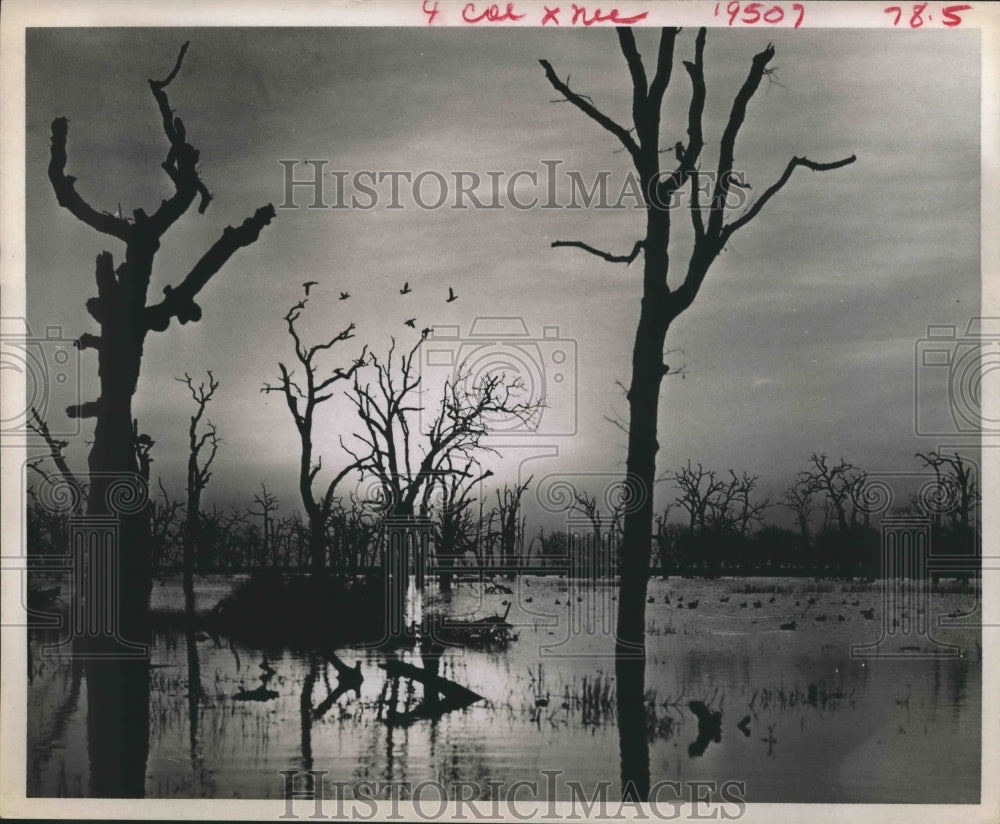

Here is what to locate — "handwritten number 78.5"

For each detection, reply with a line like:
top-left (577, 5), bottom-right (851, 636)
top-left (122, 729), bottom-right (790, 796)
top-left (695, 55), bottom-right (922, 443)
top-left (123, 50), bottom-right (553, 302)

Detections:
top-left (884, 4), bottom-right (973, 27)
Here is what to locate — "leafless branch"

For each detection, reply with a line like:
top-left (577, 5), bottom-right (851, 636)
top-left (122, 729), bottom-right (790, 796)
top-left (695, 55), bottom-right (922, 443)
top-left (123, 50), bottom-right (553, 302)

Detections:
top-left (552, 239), bottom-right (644, 265)
top-left (539, 58), bottom-right (641, 164)
top-left (720, 154), bottom-right (856, 243)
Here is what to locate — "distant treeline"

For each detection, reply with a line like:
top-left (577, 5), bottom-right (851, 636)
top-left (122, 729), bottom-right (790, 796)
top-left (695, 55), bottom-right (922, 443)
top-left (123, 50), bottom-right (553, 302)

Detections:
top-left (26, 451), bottom-right (979, 579)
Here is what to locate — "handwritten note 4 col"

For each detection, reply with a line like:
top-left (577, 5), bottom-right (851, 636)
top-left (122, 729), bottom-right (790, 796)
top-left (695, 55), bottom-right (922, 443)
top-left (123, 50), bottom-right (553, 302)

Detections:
top-left (422, 1), bottom-right (650, 25)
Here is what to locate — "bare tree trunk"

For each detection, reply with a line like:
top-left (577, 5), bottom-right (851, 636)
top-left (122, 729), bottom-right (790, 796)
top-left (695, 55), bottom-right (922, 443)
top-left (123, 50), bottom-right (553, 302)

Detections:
top-left (542, 28), bottom-right (853, 654)
top-left (48, 43), bottom-right (274, 796)
top-left (617, 227), bottom-right (671, 650)
top-left (541, 29), bottom-right (854, 801)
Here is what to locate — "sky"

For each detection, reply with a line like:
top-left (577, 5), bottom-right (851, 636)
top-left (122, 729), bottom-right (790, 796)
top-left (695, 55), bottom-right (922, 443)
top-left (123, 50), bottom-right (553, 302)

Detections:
top-left (23, 25), bottom-right (983, 530)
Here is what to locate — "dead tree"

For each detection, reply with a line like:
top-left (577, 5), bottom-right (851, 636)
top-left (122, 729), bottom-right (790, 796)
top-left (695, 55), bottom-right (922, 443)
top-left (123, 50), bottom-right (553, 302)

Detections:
top-left (177, 371), bottom-right (220, 603)
top-left (915, 450), bottom-right (980, 533)
top-left (783, 480), bottom-right (815, 552)
top-left (668, 460), bottom-right (725, 535)
top-left (345, 337), bottom-right (536, 520)
top-left (345, 337), bottom-right (535, 626)
top-left (247, 482), bottom-right (280, 566)
top-left (570, 491), bottom-right (604, 549)
top-left (494, 478), bottom-right (533, 570)
top-left (27, 408), bottom-right (86, 516)
top-left (149, 479), bottom-right (183, 570)
top-left (49, 41), bottom-right (274, 629)
top-left (428, 457), bottom-right (493, 592)
top-left (46, 41), bottom-right (274, 798)
top-left (262, 297), bottom-right (365, 570)
top-left (727, 470), bottom-right (770, 538)
top-left (798, 453), bottom-right (867, 532)
top-left (540, 29), bottom-right (855, 662)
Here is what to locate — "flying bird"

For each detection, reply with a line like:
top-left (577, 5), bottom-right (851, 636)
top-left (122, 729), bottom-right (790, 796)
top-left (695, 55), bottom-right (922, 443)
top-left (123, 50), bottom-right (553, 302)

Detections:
top-left (303, 281), bottom-right (319, 296)
top-left (339, 291), bottom-right (351, 301)
top-left (400, 281), bottom-right (412, 295)
top-left (446, 287), bottom-right (458, 303)
top-left (404, 318), bottom-right (416, 328)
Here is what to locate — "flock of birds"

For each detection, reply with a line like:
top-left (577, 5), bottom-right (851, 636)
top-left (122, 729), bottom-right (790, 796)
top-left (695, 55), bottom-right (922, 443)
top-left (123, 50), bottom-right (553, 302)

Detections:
top-left (301, 279), bottom-right (457, 337)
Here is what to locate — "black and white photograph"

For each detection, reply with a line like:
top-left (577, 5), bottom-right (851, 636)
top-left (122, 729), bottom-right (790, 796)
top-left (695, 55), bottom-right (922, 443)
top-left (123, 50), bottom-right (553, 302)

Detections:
top-left (1, 1), bottom-right (997, 820)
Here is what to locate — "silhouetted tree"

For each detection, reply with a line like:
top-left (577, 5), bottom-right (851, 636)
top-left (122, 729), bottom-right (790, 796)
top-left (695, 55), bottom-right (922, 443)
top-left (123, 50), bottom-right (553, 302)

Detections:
top-left (799, 453), bottom-right (867, 532)
top-left (345, 336), bottom-right (535, 627)
top-left (27, 408), bottom-right (86, 515)
top-left (150, 478), bottom-right (183, 569)
top-left (248, 482), bottom-right (280, 566)
top-left (915, 450), bottom-right (979, 532)
top-left (493, 478), bottom-right (533, 569)
top-left (346, 337), bottom-right (535, 520)
top-left (262, 296), bottom-right (366, 570)
top-left (727, 470), bottom-right (770, 538)
top-left (177, 371), bottom-right (220, 605)
top-left (428, 457), bottom-right (492, 591)
top-left (652, 504), bottom-right (680, 570)
top-left (46, 41), bottom-right (274, 795)
top-left (915, 450), bottom-right (980, 557)
top-left (540, 28), bottom-right (855, 667)
top-left (570, 491), bottom-right (605, 553)
top-left (783, 478), bottom-right (815, 552)
top-left (668, 460), bottom-right (724, 535)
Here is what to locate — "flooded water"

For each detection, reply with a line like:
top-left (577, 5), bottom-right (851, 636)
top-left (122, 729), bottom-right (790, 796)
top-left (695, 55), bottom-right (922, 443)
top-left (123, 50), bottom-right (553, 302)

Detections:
top-left (27, 575), bottom-right (981, 802)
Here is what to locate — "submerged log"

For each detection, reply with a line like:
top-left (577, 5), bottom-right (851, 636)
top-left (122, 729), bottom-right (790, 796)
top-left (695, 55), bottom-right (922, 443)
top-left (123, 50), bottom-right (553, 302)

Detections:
top-left (378, 658), bottom-right (484, 725)
top-left (379, 659), bottom-right (483, 705)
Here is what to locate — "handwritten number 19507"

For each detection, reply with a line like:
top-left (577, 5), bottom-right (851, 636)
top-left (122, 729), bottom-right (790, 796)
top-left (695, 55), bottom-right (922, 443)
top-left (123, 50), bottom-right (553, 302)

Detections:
top-left (713, 2), bottom-right (806, 28)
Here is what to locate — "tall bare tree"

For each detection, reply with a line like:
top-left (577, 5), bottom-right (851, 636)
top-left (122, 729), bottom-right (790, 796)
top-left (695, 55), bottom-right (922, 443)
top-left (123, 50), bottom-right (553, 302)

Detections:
top-left (46, 42), bottom-right (274, 796)
top-left (540, 27), bottom-right (855, 799)
top-left (262, 296), bottom-right (366, 570)
top-left (541, 29), bottom-right (854, 651)
top-left (177, 371), bottom-right (220, 605)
